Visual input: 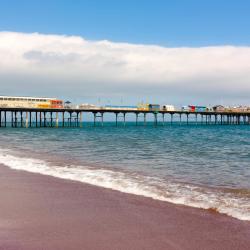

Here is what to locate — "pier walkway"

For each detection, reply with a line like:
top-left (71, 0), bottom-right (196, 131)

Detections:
top-left (0, 107), bottom-right (250, 128)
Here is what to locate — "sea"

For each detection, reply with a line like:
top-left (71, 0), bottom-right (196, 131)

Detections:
top-left (0, 122), bottom-right (249, 221)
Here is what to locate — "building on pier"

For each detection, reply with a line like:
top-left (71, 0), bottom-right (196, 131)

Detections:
top-left (0, 96), bottom-right (63, 109)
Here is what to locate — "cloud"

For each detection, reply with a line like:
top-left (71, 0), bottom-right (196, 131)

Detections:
top-left (0, 31), bottom-right (250, 104)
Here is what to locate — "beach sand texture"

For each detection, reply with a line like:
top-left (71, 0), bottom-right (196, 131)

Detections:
top-left (0, 164), bottom-right (250, 250)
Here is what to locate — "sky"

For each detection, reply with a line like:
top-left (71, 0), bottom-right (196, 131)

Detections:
top-left (0, 0), bottom-right (250, 106)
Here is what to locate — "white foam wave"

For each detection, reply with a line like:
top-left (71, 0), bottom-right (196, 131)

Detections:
top-left (0, 149), bottom-right (249, 221)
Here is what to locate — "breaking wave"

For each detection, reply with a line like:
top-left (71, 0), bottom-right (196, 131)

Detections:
top-left (0, 149), bottom-right (249, 221)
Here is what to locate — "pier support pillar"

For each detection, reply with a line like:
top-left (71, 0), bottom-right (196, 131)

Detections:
top-left (69, 112), bottom-right (72, 127)
top-left (35, 112), bottom-right (38, 127)
top-left (123, 113), bottom-right (126, 126)
top-left (39, 112), bottom-right (42, 127)
top-left (115, 113), bottom-right (118, 127)
top-left (93, 113), bottom-right (96, 127)
top-left (179, 114), bottom-right (182, 125)
top-left (62, 112), bottom-right (65, 127)
top-left (56, 112), bottom-right (59, 128)
top-left (186, 114), bottom-right (189, 125)
top-left (14, 111), bottom-right (17, 127)
top-left (101, 113), bottom-right (104, 126)
top-left (243, 116), bottom-right (246, 125)
top-left (4, 111), bottom-right (6, 127)
top-left (30, 112), bottom-right (32, 127)
top-left (136, 113), bottom-right (138, 126)
top-left (144, 113), bottom-right (146, 126)
top-left (20, 111), bottom-right (24, 128)
top-left (154, 113), bottom-right (158, 126)
top-left (44, 112), bottom-right (47, 127)
top-left (11, 112), bottom-right (13, 127)
top-left (76, 112), bottom-right (79, 127)
top-left (26, 112), bottom-right (29, 128)
top-left (50, 112), bottom-right (53, 127)
top-left (80, 112), bottom-right (83, 127)
top-left (29, 112), bottom-right (32, 127)
top-left (171, 113), bottom-right (173, 125)
top-left (162, 113), bottom-right (165, 126)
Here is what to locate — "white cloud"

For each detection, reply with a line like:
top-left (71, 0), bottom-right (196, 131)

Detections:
top-left (0, 31), bottom-right (249, 104)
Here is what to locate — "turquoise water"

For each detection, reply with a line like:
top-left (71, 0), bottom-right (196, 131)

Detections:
top-left (0, 122), bottom-right (249, 220)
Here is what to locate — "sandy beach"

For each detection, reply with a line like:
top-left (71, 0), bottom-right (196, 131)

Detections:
top-left (0, 164), bottom-right (249, 250)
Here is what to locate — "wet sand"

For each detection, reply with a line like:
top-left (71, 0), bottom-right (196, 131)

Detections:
top-left (0, 164), bottom-right (250, 250)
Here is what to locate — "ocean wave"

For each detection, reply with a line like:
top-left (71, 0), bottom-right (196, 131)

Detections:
top-left (0, 149), bottom-right (249, 221)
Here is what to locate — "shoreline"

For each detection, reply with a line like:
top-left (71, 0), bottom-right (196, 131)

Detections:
top-left (0, 164), bottom-right (250, 250)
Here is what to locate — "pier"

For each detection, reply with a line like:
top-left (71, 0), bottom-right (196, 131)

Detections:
top-left (0, 107), bottom-right (250, 128)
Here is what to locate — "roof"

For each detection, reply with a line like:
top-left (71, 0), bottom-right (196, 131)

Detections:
top-left (213, 105), bottom-right (224, 108)
top-left (0, 95), bottom-right (57, 100)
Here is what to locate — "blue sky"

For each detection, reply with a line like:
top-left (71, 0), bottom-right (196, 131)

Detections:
top-left (1, 0), bottom-right (250, 46)
top-left (0, 1), bottom-right (250, 106)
